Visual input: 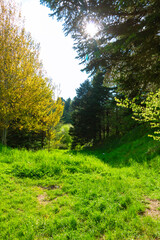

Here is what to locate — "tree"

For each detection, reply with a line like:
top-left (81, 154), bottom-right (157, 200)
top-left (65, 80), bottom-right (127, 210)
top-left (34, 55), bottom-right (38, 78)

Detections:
top-left (90, 72), bottom-right (112, 140)
top-left (61, 98), bottom-right (72, 124)
top-left (116, 89), bottom-right (160, 141)
top-left (0, 0), bottom-right (64, 146)
top-left (70, 72), bottom-right (133, 148)
top-left (69, 80), bottom-right (93, 148)
top-left (41, 0), bottom-right (160, 96)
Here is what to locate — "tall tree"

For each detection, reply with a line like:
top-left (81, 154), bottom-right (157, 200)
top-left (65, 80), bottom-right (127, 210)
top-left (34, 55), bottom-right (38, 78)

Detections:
top-left (41, 0), bottom-right (160, 96)
top-left (70, 72), bottom-right (136, 148)
top-left (61, 98), bottom-right (72, 124)
top-left (0, 0), bottom-right (64, 146)
top-left (69, 80), bottom-right (93, 148)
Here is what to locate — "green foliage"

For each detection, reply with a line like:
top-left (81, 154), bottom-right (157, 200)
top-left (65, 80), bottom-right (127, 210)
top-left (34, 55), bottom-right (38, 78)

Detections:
top-left (0, 126), bottom-right (160, 239)
top-left (116, 89), bottom-right (160, 141)
top-left (69, 79), bottom-right (94, 148)
top-left (59, 124), bottom-right (72, 149)
top-left (7, 127), bottom-right (45, 150)
top-left (53, 124), bottom-right (72, 149)
top-left (40, 0), bottom-right (159, 148)
top-left (70, 72), bottom-right (136, 149)
top-left (0, 0), bottom-right (64, 147)
top-left (41, 0), bottom-right (160, 96)
top-left (61, 98), bottom-right (72, 124)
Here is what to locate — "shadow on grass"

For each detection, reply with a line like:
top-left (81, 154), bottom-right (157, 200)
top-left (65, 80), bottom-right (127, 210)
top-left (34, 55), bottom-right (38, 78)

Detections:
top-left (66, 135), bottom-right (160, 168)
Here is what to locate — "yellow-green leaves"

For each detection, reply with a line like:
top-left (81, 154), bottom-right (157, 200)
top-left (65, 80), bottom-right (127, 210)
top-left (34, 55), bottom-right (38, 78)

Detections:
top-left (115, 90), bottom-right (160, 141)
top-left (0, 0), bottom-right (64, 145)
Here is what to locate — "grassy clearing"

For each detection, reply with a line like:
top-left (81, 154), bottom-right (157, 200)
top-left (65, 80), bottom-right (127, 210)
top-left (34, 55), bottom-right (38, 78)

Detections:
top-left (0, 128), bottom-right (160, 239)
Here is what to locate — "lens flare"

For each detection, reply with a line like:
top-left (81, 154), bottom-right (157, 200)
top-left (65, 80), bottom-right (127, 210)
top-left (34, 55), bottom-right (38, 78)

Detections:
top-left (86, 22), bottom-right (98, 37)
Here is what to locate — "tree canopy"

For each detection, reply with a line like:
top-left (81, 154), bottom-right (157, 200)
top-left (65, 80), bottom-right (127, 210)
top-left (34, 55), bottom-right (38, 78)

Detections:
top-left (41, 0), bottom-right (160, 96)
top-left (0, 0), bottom-right (64, 146)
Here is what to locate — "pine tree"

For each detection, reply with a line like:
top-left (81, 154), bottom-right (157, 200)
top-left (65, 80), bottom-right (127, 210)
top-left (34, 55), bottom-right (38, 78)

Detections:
top-left (61, 98), bottom-right (72, 124)
top-left (41, 0), bottom-right (160, 96)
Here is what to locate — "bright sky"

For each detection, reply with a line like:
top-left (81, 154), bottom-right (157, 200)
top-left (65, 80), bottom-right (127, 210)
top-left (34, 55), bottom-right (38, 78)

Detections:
top-left (15, 0), bottom-right (88, 100)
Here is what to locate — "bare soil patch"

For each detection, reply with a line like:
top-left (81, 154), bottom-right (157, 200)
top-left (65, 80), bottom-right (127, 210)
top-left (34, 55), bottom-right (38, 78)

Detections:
top-left (37, 192), bottom-right (50, 206)
top-left (145, 198), bottom-right (160, 218)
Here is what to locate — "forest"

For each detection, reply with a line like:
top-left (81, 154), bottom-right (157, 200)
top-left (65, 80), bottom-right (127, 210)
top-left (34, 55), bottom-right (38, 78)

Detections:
top-left (0, 0), bottom-right (160, 239)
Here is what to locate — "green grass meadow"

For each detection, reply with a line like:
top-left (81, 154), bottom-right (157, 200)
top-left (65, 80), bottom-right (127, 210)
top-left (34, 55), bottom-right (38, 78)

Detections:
top-left (0, 128), bottom-right (160, 239)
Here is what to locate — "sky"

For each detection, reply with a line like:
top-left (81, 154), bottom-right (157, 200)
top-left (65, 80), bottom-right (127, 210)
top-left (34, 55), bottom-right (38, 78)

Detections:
top-left (15, 0), bottom-right (89, 100)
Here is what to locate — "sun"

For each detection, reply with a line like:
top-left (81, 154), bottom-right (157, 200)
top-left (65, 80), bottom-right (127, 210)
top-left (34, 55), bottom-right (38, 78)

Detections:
top-left (86, 22), bottom-right (98, 37)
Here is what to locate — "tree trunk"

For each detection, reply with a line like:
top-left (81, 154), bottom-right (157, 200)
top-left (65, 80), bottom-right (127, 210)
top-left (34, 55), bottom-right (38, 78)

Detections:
top-left (41, 131), bottom-right (45, 148)
top-left (2, 127), bottom-right (8, 146)
top-left (106, 109), bottom-right (110, 137)
top-left (99, 118), bottom-right (102, 141)
top-left (115, 105), bottom-right (119, 136)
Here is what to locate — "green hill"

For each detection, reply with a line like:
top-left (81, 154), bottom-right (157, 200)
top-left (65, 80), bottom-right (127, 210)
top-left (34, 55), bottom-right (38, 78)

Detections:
top-left (0, 125), bottom-right (160, 239)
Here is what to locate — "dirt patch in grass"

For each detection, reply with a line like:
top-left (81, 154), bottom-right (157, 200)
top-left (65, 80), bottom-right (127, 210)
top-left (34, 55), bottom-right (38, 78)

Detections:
top-left (99, 236), bottom-right (106, 240)
top-left (38, 192), bottom-right (50, 206)
top-left (145, 198), bottom-right (160, 218)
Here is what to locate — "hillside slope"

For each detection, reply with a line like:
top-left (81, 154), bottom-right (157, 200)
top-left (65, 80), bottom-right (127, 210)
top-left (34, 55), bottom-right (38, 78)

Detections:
top-left (92, 124), bottom-right (160, 167)
top-left (0, 126), bottom-right (160, 240)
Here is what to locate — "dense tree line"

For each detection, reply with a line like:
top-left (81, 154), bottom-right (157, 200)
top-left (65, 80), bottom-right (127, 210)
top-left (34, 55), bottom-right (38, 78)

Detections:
top-left (41, 0), bottom-right (160, 145)
top-left (69, 72), bottom-right (136, 148)
top-left (1, 0), bottom-right (158, 148)
top-left (0, 0), bottom-right (64, 148)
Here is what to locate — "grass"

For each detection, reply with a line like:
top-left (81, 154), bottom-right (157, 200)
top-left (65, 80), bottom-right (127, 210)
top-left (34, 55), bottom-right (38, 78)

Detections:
top-left (0, 127), bottom-right (160, 239)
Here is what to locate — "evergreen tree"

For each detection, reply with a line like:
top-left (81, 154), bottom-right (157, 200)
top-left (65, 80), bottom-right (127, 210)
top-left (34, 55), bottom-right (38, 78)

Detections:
top-left (41, 0), bottom-right (160, 96)
top-left (69, 80), bottom-right (93, 148)
top-left (62, 98), bottom-right (72, 124)
top-left (70, 72), bottom-right (137, 148)
top-left (41, 0), bottom-right (159, 144)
